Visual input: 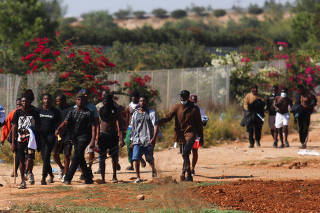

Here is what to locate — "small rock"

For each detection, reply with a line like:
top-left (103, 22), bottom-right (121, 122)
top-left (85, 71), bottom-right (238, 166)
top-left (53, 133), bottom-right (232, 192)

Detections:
top-left (137, 195), bottom-right (145, 200)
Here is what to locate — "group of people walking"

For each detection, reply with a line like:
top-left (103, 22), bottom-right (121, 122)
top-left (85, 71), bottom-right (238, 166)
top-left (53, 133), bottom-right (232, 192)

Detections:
top-left (0, 88), bottom-right (205, 189)
top-left (243, 84), bottom-right (317, 149)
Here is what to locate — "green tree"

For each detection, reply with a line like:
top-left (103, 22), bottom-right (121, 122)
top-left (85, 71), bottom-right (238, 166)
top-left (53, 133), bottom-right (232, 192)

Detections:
top-left (42, 0), bottom-right (67, 22)
top-left (213, 9), bottom-right (227, 17)
top-left (133, 11), bottom-right (146, 19)
top-left (248, 4), bottom-right (264, 15)
top-left (293, 0), bottom-right (320, 13)
top-left (114, 9), bottom-right (131, 20)
top-left (191, 6), bottom-right (207, 16)
top-left (290, 12), bottom-right (313, 47)
top-left (171, 9), bottom-right (187, 19)
top-left (152, 8), bottom-right (167, 18)
top-left (0, 0), bottom-right (58, 74)
top-left (81, 10), bottom-right (116, 29)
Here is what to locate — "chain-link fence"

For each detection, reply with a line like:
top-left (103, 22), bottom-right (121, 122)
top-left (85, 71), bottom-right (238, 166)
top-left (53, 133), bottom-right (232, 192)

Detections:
top-left (111, 66), bottom-right (230, 110)
top-left (0, 74), bottom-right (22, 113)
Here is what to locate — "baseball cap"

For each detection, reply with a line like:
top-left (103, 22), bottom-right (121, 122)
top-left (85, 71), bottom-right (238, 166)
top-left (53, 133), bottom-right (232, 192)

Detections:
top-left (179, 90), bottom-right (190, 98)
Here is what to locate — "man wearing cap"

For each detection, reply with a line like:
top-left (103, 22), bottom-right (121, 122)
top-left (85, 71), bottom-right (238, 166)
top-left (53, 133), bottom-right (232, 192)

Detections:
top-left (74, 89), bottom-right (99, 179)
top-left (243, 85), bottom-right (265, 148)
top-left (159, 90), bottom-right (203, 182)
top-left (273, 88), bottom-right (292, 148)
top-left (56, 92), bottom-right (95, 184)
top-left (266, 85), bottom-right (279, 145)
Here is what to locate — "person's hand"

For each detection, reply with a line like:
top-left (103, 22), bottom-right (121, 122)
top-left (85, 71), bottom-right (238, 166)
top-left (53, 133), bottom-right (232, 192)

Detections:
top-left (89, 139), bottom-right (95, 149)
top-left (55, 129), bottom-right (60, 136)
top-left (150, 137), bottom-right (156, 146)
top-left (129, 142), bottom-right (134, 149)
top-left (120, 139), bottom-right (125, 148)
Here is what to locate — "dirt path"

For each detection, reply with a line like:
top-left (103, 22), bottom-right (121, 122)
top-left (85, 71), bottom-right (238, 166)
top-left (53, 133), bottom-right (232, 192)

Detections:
top-left (1, 114), bottom-right (320, 210)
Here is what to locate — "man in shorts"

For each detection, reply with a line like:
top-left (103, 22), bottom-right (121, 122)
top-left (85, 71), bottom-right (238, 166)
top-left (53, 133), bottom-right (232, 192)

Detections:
top-left (12, 96), bottom-right (40, 189)
top-left (97, 93), bottom-right (124, 183)
top-left (160, 90), bottom-right (203, 182)
top-left (273, 88), bottom-right (292, 148)
top-left (56, 92), bottom-right (95, 184)
top-left (130, 95), bottom-right (159, 183)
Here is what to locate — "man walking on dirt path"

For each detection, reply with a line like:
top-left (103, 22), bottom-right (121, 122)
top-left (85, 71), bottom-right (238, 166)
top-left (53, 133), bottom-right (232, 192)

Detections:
top-left (266, 85), bottom-right (279, 144)
top-left (273, 88), bottom-right (292, 148)
top-left (56, 92), bottom-right (95, 185)
top-left (130, 95), bottom-right (159, 183)
top-left (53, 94), bottom-right (72, 181)
top-left (125, 91), bottom-right (146, 171)
top-left (11, 96), bottom-right (40, 189)
top-left (189, 94), bottom-right (208, 176)
top-left (1, 98), bottom-right (22, 177)
top-left (38, 94), bottom-right (61, 185)
top-left (160, 90), bottom-right (203, 182)
top-left (294, 85), bottom-right (317, 149)
top-left (243, 85), bottom-right (265, 148)
top-left (97, 93), bottom-right (124, 183)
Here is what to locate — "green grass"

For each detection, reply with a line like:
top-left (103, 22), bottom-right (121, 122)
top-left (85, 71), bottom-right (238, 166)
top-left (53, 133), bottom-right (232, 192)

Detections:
top-left (196, 182), bottom-right (226, 187)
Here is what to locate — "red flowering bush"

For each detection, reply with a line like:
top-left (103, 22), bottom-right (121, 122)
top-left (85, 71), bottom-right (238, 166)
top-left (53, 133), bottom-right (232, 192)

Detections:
top-left (122, 73), bottom-right (160, 107)
top-left (21, 35), bottom-right (117, 100)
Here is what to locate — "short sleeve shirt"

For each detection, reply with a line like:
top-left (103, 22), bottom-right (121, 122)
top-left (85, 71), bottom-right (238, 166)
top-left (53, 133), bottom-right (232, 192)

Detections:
top-left (65, 107), bottom-right (94, 137)
top-left (38, 107), bottom-right (61, 135)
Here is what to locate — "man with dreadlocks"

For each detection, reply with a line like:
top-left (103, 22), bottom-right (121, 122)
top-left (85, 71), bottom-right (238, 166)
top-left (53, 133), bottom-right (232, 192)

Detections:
top-left (98, 93), bottom-right (124, 183)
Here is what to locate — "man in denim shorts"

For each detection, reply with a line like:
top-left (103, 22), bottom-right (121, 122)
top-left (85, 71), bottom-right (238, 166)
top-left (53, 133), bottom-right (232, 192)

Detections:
top-left (130, 95), bottom-right (159, 183)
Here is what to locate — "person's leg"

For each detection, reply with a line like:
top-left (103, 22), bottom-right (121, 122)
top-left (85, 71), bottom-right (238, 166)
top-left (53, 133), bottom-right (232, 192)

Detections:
top-left (125, 129), bottom-right (134, 170)
top-left (302, 113), bottom-right (311, 147)
top-left (53, 141), bottom-right (64, 172)
top-left (284, 126), bottom-right (289, 147)
top-left (255, 122), bottom-right (262, 147)
top-left (98, 134), bottom-right (107, 183)
top-left (64, 138), bottom-right (81, 183)
top-left (77, 136), bottom-right (92, 184)
top-left (17, 143), bottom-right (26, 188)
top-left (247, 125), bottom-right (254, 148)
top-left (278, 128), bottom-right (284, 148)
top-left (269, 116), bottom-right (276, 140)
top-left (41, 142), bottom-right (48, 185)
top-left (110, 134), bottom-right (119, 183)
top-left (273, 127), bottom-right (278, 148)
top-left (191, 148), bottom-right (198, 174)
top-left (132, 144), bottom-right (142, 182)
top-left (182, 139), bottom-right (194, 181)
top-left (298, 114), bottom-right (309, 148)
top-left (26, 150), bottom-right (35, 185)
top-left (145, 145), bottom-right (156, 178)
top-left (63, 140), bottom-right (72, 177)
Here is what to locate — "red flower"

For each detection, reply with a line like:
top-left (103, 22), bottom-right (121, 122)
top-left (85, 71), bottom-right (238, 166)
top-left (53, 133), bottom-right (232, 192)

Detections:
top-left (64, 92), bottom-right (73, 97)
top-left (53, 50), bottom-right (60, 56)
top-left (0, 68), bottom-right (4, 73)
top-left (256, 46), bottom-right (263, 51)
top-left (60, 72), bottom-right (71, 79)
top-left (27, 70), bottom-right (32, 74)
top-left (114, 80), bottom-right (119, 84)
top-left (42, 59), bottom-right (52, 63)
top-left (286, 63), bottom-right (292, 69)
top-left (83, 74), bottom-right (94, 79)
top-left (144, 75), bottom-right (152, 82)
top-left (25, 42), bottom-right (31, 48)
top-left (44, 63), bottom-right (52, 70)
top-left (68, 53), bottom-right (76, 58)
top-left (134, 77), bottom-right (142, 83)
top-left (106, 62), bottom-right (116, 67)
top-left (42, 48), bottom-right (51, 55)
top-left (101, 85), bottom-right (110, 90)
top-left (56, 31), bottom-right (60, 37)
top-left (24, 53), bottom-right (35, 60)
top-left (305, 67), bottom-right (312, 74)
top-left (21, 56), bottom-right (25, 61)
top-left (124, 82), bottom-right (132, 88)
top-left (83, 55), bottom-right (91, 64)
top-left (66, 41), bottom-right (73, 46)
top-left (32, 65), bottom-right (38, 72)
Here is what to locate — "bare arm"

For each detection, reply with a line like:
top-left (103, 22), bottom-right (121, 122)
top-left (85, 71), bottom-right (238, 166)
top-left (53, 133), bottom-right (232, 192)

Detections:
top-left (159, 105), bottom-right (176, 124)
top-left (150, 125), bottom-right (159, 146)
top-left (89, 122), bottom-right (96, 148)
top-left (55, 120), bottom-right (68, 136)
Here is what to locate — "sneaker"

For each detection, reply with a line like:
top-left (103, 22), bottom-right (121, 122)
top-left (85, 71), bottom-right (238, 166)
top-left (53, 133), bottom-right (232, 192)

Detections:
top-left (255, 141), bottom-right (261, 147)
top-left (61, 175), bottom-right (66, 183)
top-left (94, 169), bottom-right (101, 174)
top-left (285, 141), bottom-right (290, 147)
top-left (180, 175), bottom-right (185, 182)
top-left (63, 180), bottom-right (71, 185)
top-left (112, 177), bottom-right (118, 183)
top-left (41, 178), bottom-right (47, 185)
top-left (273, 141), bottom-right (278, 148)
top-left (300, 144), bottom-right (307, 149)
top-left (18, 181), bottom-right (26, 189)
top-left (134, 178), bottom-right (142, 183)
top-left (152, 170), bottom-right (157, 178)
top-left (186, 175), bottom-right (193, 182)
top-left (28, 173), bottom-right (35, 185)
top-left (280, 143), bottom-right (285, 148)
top-left (141, 159), bottom-right (146, 168)
top-left (249, 144), bottom-right (254, 148)
top-left (85, 179), bottom-right (94, 184)
top-left (49, 174), bottom-right (54, 183)
top-left (58, 169), bottom-right (64, 179)
top-left (191, 169), bottom-right (195, 175)
top-left (126, 165), bottom-right (134, 171)
top-left (116, 163), bottom-right (121, 171)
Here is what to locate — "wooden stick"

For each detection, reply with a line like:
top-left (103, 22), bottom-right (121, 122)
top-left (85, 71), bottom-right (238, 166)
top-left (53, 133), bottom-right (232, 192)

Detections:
top-left (13, 153), bottom-right (16, 184)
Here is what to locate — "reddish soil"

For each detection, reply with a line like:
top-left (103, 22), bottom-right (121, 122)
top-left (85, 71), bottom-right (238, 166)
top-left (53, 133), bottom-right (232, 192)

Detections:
top-left (197, 180), bottom-right (320, 213)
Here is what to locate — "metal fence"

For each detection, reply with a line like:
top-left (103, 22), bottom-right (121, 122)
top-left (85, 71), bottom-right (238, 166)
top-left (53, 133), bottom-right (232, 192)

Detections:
top-left (0, 74), bottom-right (22, 113)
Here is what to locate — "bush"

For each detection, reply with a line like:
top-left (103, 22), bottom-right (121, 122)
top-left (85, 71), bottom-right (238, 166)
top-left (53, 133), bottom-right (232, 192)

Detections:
top-left (213, 9), bottom-right (227, 17)
top-left (133, 11), bottom-right (146, 19)
top-left (152, 8), bottom-right (167, 18)
top-left (171, 9), bottom-right (187, 19)
top-left (248, 4), bottom-right (264, 15)
top-left (114, 9), bottom-right (130, 20)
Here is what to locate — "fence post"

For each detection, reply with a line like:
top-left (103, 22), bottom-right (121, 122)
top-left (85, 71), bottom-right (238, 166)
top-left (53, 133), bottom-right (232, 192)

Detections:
top-left (196, 68), bottom-right (199, 95)
top-left (226, 65), bottom-right (230, 106)
top-left (181, 69), bottom-right (184, 90)
top-left (166, 70), bottom-right (170, 110)
top-left (211, 67), bottom-right (216, 104)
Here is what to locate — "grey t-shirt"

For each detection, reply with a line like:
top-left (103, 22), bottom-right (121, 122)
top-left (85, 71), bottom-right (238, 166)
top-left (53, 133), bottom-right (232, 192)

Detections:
top-left (130, 109), bottom-right (158, 147)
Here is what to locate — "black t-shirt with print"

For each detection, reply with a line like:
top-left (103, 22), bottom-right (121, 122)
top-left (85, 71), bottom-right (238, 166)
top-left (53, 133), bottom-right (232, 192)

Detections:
top-left (65, 107), bottom-right (94, 138)
top-left (12, 108), bottom-right (40, 142)
top-left (38, 106), bottom-right (61, 135)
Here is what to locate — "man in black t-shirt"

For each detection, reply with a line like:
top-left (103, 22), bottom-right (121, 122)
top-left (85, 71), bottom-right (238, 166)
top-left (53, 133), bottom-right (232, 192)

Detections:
top-left (38, 94), bottom-right (61, 185)
top-left (266, 85), bottom-right (279, 147)
top-left (12, 96), bottom-right (40, 189)
top-left (53, 94), bottom-right (72, 180)
top-left (56, 92), bottom-right (95, 184)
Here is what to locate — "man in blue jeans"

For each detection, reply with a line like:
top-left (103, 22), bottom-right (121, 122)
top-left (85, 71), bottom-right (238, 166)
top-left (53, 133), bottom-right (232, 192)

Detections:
top-left (130, 95), bottom-right (159, 183)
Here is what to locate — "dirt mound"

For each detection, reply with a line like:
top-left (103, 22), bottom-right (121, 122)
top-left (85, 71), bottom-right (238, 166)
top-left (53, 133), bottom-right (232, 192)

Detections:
top-left (151, 176), bottom-right (178, 185)
top-left (197, 180), bottom-right (320, 213)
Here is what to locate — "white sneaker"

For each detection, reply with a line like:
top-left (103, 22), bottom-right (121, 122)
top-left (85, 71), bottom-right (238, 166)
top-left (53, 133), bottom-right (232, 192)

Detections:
top-left (134, 178), bottom-right (142, 183)
top-left (58, 169), bottom-right (64, 180)
top-left (28, 173), bottom-right (35, 185)
top-left (61, 175), bottom-right (66, 183)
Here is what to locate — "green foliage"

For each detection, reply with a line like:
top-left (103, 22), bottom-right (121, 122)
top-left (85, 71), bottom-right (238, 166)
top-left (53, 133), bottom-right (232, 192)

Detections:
top-left (152, 8), bottom-right (168, 18)
top-left (191, 6), bottom-right (207, 16)
top-left (290, 12), bottom-right (313, 47)
top-left (213, 9), bottom-right (227, 17)
top-left (114, 9), bottom-right (131, 20)
top-left (42, 0), bottom-right (66, 22)
top-left (133, 10), bottom-right (146, 19)
top-left (81, 10), bottom-right (116, 29)
top-left (109, 40), bottom-right (211, 72)
top-left (248, 4), bottom-right (264, 15)
top-left (293, 0), bottom-right (320, 13)
top-left (171, 9), bottom-right (187, 19)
